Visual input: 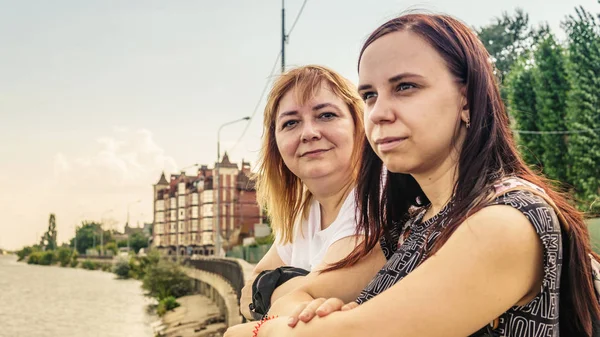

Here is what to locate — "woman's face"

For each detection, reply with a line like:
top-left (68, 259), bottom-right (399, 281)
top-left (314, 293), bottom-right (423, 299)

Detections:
top-left (275, 81), bottom-right (356, 182)
top-left (358, 30), bottom-right (469, 175)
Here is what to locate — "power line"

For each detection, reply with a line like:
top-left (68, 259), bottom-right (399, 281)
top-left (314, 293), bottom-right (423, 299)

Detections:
top-left (287, 0), bottom-right (308, 38)
top-left (228, 52), bottom-right (282, 154)
top-left (229, 1), bottom-right (310, 154)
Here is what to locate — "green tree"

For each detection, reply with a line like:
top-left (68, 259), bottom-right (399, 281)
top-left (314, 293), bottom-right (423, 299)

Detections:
top-left (532, 32), bottom-right (570, 184)
top-left (142, 259), bottom-right (192, 300)
top-left (129, 232), bottom-right (149, 254)
top-left (563, 7), bottom-right (600, 213)
top-left (70, 222), bottom-right (100, 254)
top-left (40, 214), bottom-right (58, 250)
top-left (506, 59), bottom-right (544, 169)
top-left (477, 9), bottom-right (533, 81)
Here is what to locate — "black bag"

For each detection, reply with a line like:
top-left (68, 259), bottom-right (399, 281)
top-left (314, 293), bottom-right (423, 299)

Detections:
top-left (249, 266), bottom-right (309, 320)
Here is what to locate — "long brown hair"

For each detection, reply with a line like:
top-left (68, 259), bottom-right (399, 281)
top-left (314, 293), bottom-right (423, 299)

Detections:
top-left (329, 13), bottom-right (600, 336)
top-left (254, 65), bottom-right (364, 244)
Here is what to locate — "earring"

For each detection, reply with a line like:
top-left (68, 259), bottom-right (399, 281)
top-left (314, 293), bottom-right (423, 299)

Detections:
top-left (466, 119), bottom-right (471, 129)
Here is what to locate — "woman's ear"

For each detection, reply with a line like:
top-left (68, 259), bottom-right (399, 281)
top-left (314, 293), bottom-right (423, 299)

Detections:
top-left (460, 86), bottom-right (471, 124)
top-left (460, 87), bottom-right (470, 127)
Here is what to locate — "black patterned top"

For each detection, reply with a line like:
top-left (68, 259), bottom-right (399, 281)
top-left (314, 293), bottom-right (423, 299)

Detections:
top-left (355, 183), bottom-right (562, 337)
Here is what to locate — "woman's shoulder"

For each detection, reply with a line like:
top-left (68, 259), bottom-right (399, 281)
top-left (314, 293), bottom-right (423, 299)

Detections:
top-left (487, 178), bottom-right (561, 234)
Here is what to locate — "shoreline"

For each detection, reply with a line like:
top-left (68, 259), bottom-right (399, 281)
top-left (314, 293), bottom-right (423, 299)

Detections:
top-left (12, 254), bottom-right (229, 336)
top-left (152, 294), bottom-right (226, 337)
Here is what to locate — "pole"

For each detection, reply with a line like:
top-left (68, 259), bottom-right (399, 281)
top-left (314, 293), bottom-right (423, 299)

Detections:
top-left (281, 0), bottom-right (286, 73)
top-left (215, 116), bottom-right (250, 257)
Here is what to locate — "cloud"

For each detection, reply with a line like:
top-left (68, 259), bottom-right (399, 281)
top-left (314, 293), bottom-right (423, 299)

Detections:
top-left (52, 127), bottom-right (177, 193)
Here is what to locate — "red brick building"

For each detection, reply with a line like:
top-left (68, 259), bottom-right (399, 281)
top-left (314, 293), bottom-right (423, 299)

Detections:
top-left (152, 153), bottom-right (263, 256)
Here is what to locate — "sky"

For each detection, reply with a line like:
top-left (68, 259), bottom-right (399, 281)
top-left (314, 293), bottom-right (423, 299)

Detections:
top-left (1, 0), bottom-right (599, 251)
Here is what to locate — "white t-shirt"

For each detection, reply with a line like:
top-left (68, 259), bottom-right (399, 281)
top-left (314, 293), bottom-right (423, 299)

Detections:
top-left (275, 190), bottom-right (358, 271)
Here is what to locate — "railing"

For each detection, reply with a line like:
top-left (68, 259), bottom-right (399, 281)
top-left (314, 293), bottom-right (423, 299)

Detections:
top-left (184, 258), bottom-right (245, 300)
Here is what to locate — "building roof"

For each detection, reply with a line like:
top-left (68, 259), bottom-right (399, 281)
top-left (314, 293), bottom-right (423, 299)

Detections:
top-left (156, 172), bottom-right (168, 185)
top-left (217, 152), bottom-right (238, 169)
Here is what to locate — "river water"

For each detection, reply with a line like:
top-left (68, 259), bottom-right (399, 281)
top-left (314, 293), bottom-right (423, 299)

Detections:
top-left (0, 255), bottom-right (155, 337)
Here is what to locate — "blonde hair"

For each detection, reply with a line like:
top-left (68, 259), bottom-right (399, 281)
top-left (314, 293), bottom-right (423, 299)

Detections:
top-left (254, 65), bottom-right (365, 244)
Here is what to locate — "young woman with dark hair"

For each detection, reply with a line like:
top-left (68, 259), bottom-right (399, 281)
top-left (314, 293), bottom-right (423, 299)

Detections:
top-left (225, 13), bottom-right (600, 337)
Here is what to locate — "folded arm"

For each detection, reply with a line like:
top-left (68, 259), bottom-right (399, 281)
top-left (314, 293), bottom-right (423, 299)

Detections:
top-left (268, 236), bottom-right (386, 316)
top-left (255, 205), bottom-right (545, 337)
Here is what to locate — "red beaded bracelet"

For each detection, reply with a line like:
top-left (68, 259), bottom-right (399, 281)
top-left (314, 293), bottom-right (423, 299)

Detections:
top-left (252, 315), bottom-right (278, 337)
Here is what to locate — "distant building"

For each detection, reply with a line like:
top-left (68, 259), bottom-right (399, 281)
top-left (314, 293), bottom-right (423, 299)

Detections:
top-left (124, 223), bottom-right (144, 236)
top-left (152, 153), bottom-right (263, 256)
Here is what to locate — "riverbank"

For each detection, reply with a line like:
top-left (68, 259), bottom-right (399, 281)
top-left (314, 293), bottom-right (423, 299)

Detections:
top-left (152, 294), bottom-right (226, 337)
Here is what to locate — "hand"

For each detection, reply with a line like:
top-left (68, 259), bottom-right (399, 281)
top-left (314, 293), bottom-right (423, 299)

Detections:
top-left (287, 297), bottom-right (359, 327)
top-left (240, 278), bottom-right (255, 319)
top-left (223, 321), bottom-right (257, 337)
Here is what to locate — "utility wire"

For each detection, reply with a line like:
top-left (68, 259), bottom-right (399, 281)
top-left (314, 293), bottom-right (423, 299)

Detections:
top-left (228, 52), bottom-right (281, 154)
top-left (229, 0), bottom-right (310, 153)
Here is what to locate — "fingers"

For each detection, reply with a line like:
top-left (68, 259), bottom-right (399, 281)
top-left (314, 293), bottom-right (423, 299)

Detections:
top-left (298, 298), bottom-right (327, 323)
top-left (315, 298), bottom-right (345, 317)
top-left (341, 301), bottom-right (359, 311)
top-left (287, 301), bottom-right (311, 327)
top-left (287, 298), bottom-right (354, 328)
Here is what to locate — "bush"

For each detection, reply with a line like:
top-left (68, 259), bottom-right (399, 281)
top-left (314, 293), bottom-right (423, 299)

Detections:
top-left (113, 258), bottom-right (131, 279)
top-left (128, 257), bottom-right (142, 279)
top-left (81, 259), bottom-right (98, 270)
top-left (39, 251), bottom-right (57, 265)
top-left (156, 296), bottom-right (180, 316)
top-left (135, 249), bottom-right (160, 279)
top-left (142, 260), bottom-right (192, 300)
top-left (100, 263), bottom-right (112, 272)
top-left (57, 248), bottom-right (73, 267)
top-left (70, 259), bottom-right (79, 268)
top-left (27, 251), bottom-right (43, 265)
top-left (17, 246), bottom-right (35, 261)
top-left (104, 242), bottom-right (118, 256)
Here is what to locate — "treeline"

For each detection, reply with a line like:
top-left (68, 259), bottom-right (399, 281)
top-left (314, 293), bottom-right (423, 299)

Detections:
top-left (477, 6), bottom-right (600, 215)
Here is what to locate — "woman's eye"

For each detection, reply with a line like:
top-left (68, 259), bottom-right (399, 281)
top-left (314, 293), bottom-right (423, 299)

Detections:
top-left (282, 120), bottom-right (298, 129)
top-left (397, 83), bottom-right (416, 91)
top-left (319, 112), bottom-right (336, 120)
top-left (361, 92), bottom-right (377, 102)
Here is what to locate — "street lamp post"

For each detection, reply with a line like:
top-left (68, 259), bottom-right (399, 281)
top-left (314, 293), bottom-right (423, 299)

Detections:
top-left (215, 116), bottom-right (250, 257)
